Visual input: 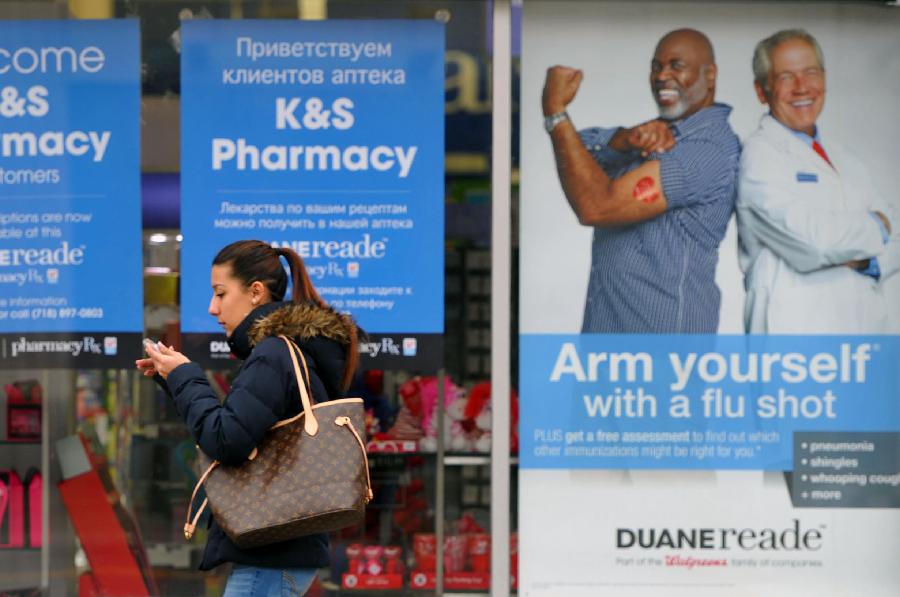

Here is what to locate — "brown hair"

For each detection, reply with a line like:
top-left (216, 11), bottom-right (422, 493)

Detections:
top-left (213, 240), bottom-right (359, 390)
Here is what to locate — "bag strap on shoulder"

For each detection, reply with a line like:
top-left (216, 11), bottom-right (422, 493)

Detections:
top-left (280, 335), bottom-right (319, 437)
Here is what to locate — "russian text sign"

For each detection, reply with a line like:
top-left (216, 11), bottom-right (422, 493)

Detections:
top-left (181, 20), bottom-right (444, 369)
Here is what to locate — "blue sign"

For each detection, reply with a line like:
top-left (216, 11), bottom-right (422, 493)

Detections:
top-left (180, 20), bottom-right (445, 339)
top-left (520, 334), bottom-right (900, 470)
top-left (0, 20), bottom-right (142, 337)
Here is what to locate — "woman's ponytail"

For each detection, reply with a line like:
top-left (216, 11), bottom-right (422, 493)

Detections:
top-left (277, 246), bottom-right (359, 391)
top-left (213, 240), bottom-right (360, 391)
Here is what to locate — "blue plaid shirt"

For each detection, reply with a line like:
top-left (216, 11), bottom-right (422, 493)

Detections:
top-left (578, 103), bottom-right (740, 333)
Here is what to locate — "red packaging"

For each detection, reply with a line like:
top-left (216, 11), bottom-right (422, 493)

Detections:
top-left (443, 535), bottom-right (467, 573)
top-left (0, 470), bottom-right (25, 548)
top-left (27, 470), bottom-right (42, 548)
top-left (345, 543), bottom-right (364, 575)
top-left (363, 544), bottom-right (384, 576)
top-left (413, 533), bottom-right (436, 571)
top-left (468, 533), bottom-right (490, 572)
top-left (5, 382), bottom-right (42, 442)
top-left (383, 545), bottom-right (403, 574)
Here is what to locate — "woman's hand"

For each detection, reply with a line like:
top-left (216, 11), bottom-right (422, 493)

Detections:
top-left (134, 355), bottom-right (158, 378)
top-left (137, 343), bottom-right (191, 380)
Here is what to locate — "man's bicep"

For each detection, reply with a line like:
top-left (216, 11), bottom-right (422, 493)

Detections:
top-left (603, 160), bottom-right (669, 225)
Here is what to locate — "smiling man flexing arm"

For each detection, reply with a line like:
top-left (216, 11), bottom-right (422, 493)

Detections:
top-left (543, 29), bottom-right (740, 333)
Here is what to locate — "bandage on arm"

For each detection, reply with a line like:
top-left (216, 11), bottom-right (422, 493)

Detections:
top-left (551, 119), bottom-right (667, 226)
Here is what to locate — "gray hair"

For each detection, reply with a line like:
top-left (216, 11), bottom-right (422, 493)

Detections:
top-left (752, 29), bottom-right (825, 89)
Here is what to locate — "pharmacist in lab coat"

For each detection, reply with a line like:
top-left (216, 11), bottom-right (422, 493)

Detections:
top-left (737, 29), bottom-right (899, 333)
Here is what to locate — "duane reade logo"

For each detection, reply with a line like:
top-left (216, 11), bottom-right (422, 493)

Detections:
top-left (0, 242), bottom-right (85, 267)
top-left (273, 235), bottom-right (388, 260)
top-left (616, 519), bottom-right (824, 551)
top-left (210, 340), bottom-right (231, 354)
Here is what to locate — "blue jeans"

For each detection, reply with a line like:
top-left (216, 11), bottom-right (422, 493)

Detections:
top-left (223, 565), bottom-right (317, 597)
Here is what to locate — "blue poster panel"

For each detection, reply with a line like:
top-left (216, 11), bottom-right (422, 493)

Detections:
top-left (520, 335), bottom-right (900, 470)
top-left (0, 20), bottom-right (142, 368)
top-left (180, 20), bottom-right (445, 369)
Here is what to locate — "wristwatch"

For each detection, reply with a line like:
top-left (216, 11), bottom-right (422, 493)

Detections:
top-left (544, 110), bottom-right (569, 133)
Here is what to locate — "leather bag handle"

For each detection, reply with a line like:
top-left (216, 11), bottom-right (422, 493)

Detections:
top-left (280, 335), bottom-right (319, 437)
top-left (222, 337), bottom-right (316, 440)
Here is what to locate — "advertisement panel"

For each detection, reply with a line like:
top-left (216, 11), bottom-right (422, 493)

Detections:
top-left (0, 20), bottom-right (142, 368)
top-left (180, 20), bottom-right (444, 369)
top-left (521, 335), bottom-right (900, 474)
top-left (519, 2), bottom-right (900, 595)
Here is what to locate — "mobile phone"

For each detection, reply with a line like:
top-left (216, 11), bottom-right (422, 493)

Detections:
top-left (143, 338), bottom-right (161, 352)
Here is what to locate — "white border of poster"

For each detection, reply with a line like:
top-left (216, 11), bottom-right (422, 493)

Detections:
top-left (519, 2), bottom-right (900, 595)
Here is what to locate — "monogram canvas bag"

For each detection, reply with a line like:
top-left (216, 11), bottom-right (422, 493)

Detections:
top-left (183, 336), bottom-right (372, 549)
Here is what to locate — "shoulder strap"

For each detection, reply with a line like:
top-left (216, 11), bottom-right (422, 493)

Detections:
top-left (280, 336), bottom-right (319, 437)
top-left (185, 337), bottom-right (324, 539)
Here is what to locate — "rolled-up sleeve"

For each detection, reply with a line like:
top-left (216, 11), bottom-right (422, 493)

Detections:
top-left (579, 127), bottom-right (638, 173)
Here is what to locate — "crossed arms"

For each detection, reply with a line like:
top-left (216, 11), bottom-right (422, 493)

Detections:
top-left (738, 142), bottom-right (897, 278)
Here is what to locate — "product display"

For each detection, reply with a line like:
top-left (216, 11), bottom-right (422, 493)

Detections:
top-left (0, 470), bottom-right (25, 549)
top-left (0, 469), bottom-right (42, 551)
top-left (409, 529), bottom-right (492, 590)
top-left (328, 367), bottom-right (519, 593)
top-left (25, 469), bottom-right (42, 549)
top-left (340, 543), bottom-right (404, 590)
top-left (413, 533), bottom-right (436, 572)
top-left (380, 375), bottom-right (521, 454)
top-left (5, 381), bottom-right (42, 442)
top-left (338, 517), bottom-right (516, 592)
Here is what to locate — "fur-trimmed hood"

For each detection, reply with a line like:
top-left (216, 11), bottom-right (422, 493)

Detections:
top-left (226, 301), bottom-right (353, 408)
top-left (247, 302), bottom-right (352, 347)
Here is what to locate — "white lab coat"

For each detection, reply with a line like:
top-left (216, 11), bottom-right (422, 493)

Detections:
top-left (737, 115), bottom-right (900, 333)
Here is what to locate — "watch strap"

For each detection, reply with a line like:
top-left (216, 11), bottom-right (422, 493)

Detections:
top-left (544, 110), bottom-right (570, 133)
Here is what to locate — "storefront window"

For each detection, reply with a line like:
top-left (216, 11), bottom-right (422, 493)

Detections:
top-left (1, 1), bottom-right (514, 595)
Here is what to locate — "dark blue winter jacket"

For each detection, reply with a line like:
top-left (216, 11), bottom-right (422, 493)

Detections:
top-left (164, 301), bottom-right (354, 571)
